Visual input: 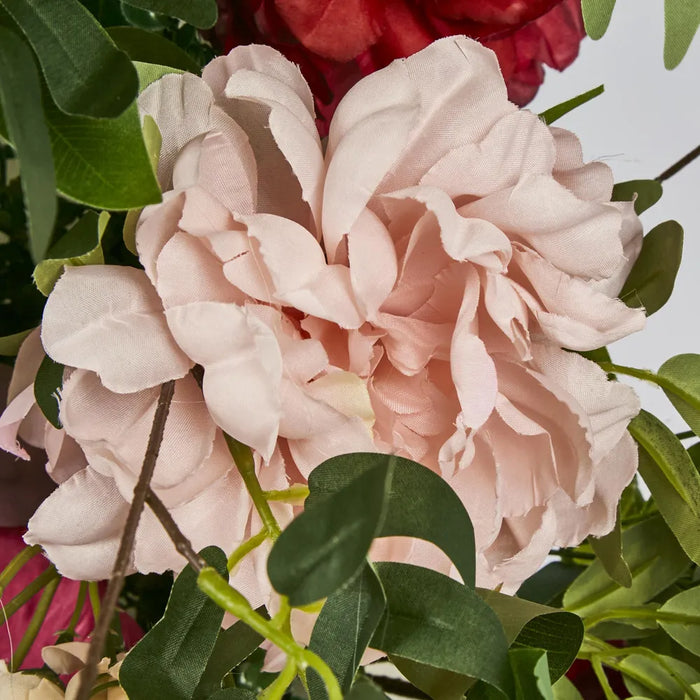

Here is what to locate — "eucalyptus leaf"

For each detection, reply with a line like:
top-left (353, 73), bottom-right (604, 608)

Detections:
top-left (0, 0), bottom-right (138, 118)
top-left (612, 179), bottom-right (663, 214)
top-left (306, 452), bottom-right (476, 587)
top-left (551, 676), bottom-right (583, 700)
top-left (346, 675), bottom-right (390, 700)
top-left (581, 0), bottom-right (616, 38)
top-left (509, 649), bottom-right (553, 700)
top-left (267, 461), bottom-right (393, 607)
top-left (308, 563), bottom-right (386, 699)
top-left (107, 26), bottom-right (199, 73)
top-left (120, 547), bottom-right (227, 700)
top-left (371, 563), bottom-right (513, 699)
top-left (0, 26), bottom-right (56, 263)
top-left (620, 220), bottom-right (683, 316)
top-left (589, 506), bottom-right (632, 588)
top-left (563, 516), bottom-right (689, 618)
top-left (0, 329), bottom-right (32, 357)
top-left (658, 587), bottom-right (700, 655)
top-left (34, 354), bottom-right (63, 429)
top-left (207, 690), bottom-right (257, 700)
top-left (121, 0), bottom-right (217, 28)
top-left (629, 410), bottom-right (700, 517)
top-left (538, 84), bottom-right (604, 125)
top-left (620, 652), bottom-right (700, 700)
top-left (392, 658), bottom-right (473, 700)
top-left (517, 562), bottom-right (585, 607)
top-left (658, 354), bottom-right (700, 437)
top-left (664, 0), bottom-right (700, 69)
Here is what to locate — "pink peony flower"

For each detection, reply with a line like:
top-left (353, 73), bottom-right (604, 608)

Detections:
top-left (2, 38), bottom-right (644, 598)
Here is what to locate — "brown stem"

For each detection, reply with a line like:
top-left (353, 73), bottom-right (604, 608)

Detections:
top-left (76, 380), bottom-right (175, 700)
top-left (656, 144), bottom-right (700, 182)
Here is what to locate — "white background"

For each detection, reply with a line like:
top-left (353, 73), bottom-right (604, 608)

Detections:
top-left (529, 2), bottom-right (700, 433)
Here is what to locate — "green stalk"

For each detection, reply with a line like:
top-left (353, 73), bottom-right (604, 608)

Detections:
top-left (88, 581), bottom-right (101, 623)
top-left (585, 606), bottom-right (700, 630)
top-left (592, 658), bottom-right (620, 700)
top-left (259, 657), bottom-right (298, 700)
top-left (227, 528), bottom-right (267, 572)
top-left (0, 544), bottom-right (42, 596)
top-left (2, 566), bottom-right (59, 620)
top-left (57, 581), bottom-right (88, 643)
top-left (263, 485), bottom-right (310, 503)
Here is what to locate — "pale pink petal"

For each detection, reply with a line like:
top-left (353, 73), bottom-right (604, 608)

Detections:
top-left (0, 386), bottom-right (35, 459)
top-left (7, 327), bottom-right (43, 402)
top-left (481, 271), bottom-right (531, 360)
top-left (44, 425), bottom-right (87, 484)
top-left (42, 266), bottom-right (192, 393)
top-left (178, 186), bottom-right (238, 237)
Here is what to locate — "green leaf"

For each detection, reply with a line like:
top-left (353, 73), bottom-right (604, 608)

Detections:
top-left (121, 0), bottom-right (217, 29)
top-left (629, 410), bottom-right (700, 517)
top-left (34, 354), bottom-right (63, 429)
top-left (133, 60), bottom-right (183, 90)
top-left (0, 26), bottom-right (56, 263)
top-left (392, 658), bottom-right (474, 700)
top-left (551, 676), bottom-right (583, 700)
top-left (620, 220), bottom-right (683, 316)
top-left (538, 84), bottom-right (604, 125)
top-left (33, 211), bottom-right (108, 296)
top-left (658, 587), bottom-right (700, 655)
top-left (268, 461), bottom-right (393, 606)
top-left (0, 329), bottom-right (33, 357)
top-left (581, 0), bottom-right (616, 39)
top-left (658, 354), bottom-right (700, 437)
top-left (120, 547), bottom-right (227, 700)
top-left (207, 691), bottom-right (257, 700)
top-left (346, 675), bottom-right (390, 700)
top-left (612, 180), bottom-right (664, 215)
top-left (563, 516), bottom-right (689, 618)
top-left (305, 453), bottom-right (476, 587)
top-left (192, 618), bottom-right (263, 700)
top-left (589, 506), bottom-right (632, 588)
top-left (478, 590), bottom-right (583, 681)
top-left (308, 563), bottom-right (386, 699)
top-left (0, 0), bottom-right (138, 118)
top-left (664, 0), bottom-right (700, 69)
top-left (517, 562), bottom-right (586, 607)
top-left (620, 652), bottom-right (700, 700)
top-left (107, 26), bottom-right (200, 73)
top-left (371, 563), bottom-right (513, 699)
top-left (510, 649), bottom-right (553, 700)
top-left (46, 98), bottom-right (161, 210)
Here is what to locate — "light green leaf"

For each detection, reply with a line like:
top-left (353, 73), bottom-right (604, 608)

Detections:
top-left (581, 0), bottom-right (616, 38)
top-left (0, 0), bottom-right (138, 118)
top-left (371, 563), bottom-right (513, 699)
top-left (133, 60), bottom-right (183, 90)
top-left (563, 516), bottom-right (689, 618)
top-left (346, 676), bottom-right (390, 700)
top-left (620, 220), bottom-right (683, 316)
top-left (658, 354), bottom-right (700, 437)
top-left (267, 461), bottom-right (393, 607)
top-left (612, 180), bottom-right (664, 215)
top-left (392, 658), bottom-right (473, 700)
top-left (34, 354), bottom-right (63, 429)
top-left (120, 547), bottom-right (227, 700)
top-left (620, 652), bottom-right (700, 700)
top-left (305, 452), bottom-right (476, 587)
top-left (0, 26), bottom-right (56, 263)
top-left (658, 587), bottom-right (700, 655)
top-left (0, 329), bottom-right (33, 357)
top-left (121, 0), bottom-right (217, 29)
top-left (107, 26), bottom-right (200, 73)
top-left (638, 448), bottom-right (700, 564)
top-left (539, 84), bottom-right (604, 125)
top-left (589, 506), bottom-right (632, 588)
top-left (308, 563), bottom-right (386, 699)
top-left (552, 675), bottom-right (583, 700)
top-left (510, 649), bottom-right (553, 700)
top-left (664, 0), bottom-right (700, 69)
top-left (33, 211), bottom-right (108, 296)
top-left (629, 410), bottom-right (700, 517)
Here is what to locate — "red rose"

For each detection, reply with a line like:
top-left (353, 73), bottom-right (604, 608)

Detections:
top-left (211, 0), bottom-right (585, 133)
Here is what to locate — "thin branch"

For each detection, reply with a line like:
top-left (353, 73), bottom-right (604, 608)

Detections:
top-left (656, 144), bottom-right (700, 182)
top-left (76, 380), bottom-right (175, 700)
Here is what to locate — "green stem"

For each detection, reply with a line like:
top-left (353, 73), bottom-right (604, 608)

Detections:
top-left (676, 430), bottom-right (696, 440)
top-left (263, 485), bottom-right (310, 503)
top-left (2, 565), bottom-right (59, 620)
top-left (259, 656), bottom-right (298, 700)
top-left (197, 567), bottom-right (341, 700)
top-left (0, 544), bottom-right (41, 596)
top-left (227, 528), bottom-right (267, 572)
top-left (592, 658), bottom-right (619, 700)
top-left (88, 581), bottom-right (101, 623)
top-left (585, 606), bottom-right (700, 630)
top-left (57, 581), bottom-right (89, 643)
top-left (10, 575), bottom-right (60, 671)
top-left (225, 435), bottom-right (281, 539)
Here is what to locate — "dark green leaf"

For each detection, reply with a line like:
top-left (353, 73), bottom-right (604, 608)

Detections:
top-left (306, 453), bottom-right (476, 587)
top-left (346, 675), bottom-right (390, 700)
top-left (120, 547), bottom-right (227, 700)
top-left (477, 590), bottom-right (583, 681)
top-left (563, 516), bottom-right (689, 618)
top-left (371, 563), bottom-right (513, 699)
top-left (538, 85), bottom-right (604, 125)
top-left (193, 619), bottom-right (263, 700)
top-left (638, 449), bottom-right (700, 564)
top-left (578, 346), bottom-right (611, 365)
top-left (612, 180), bottom-right (663, 214)
top-left (581, 0), bottom-right (616, 39)
top-left (619, 220), bottom-right (683, 316)
top-left (392, 658), bottom-right (473, 700)
top-left (589, 506), bottom-right (632, 588)
top-left (34, 354), bottom-right (63, 429)
top-left (46, 99), bottom-right (161, 210)
top-left (0, 0), bottom-right (138, 118)
top-left (658, 586), bottom-right (700, 655)
top-left (658, 354), bottom-right (700, 437)
top-left (0, 26), bottom-right (56, 262)
top-left (0, 329), bottom-right (33, 357)
top-left (517, 562), bottom-right (585, 607)
top-left (308, 563), bottom-right (386, 699)
top-left (509, 649), bottom-right (553, 700)
top-left (121, 0), bottom-right (217, 28)
top-left (664, 0), bottom-right (700, 69)
top-left (620, 652), bottom-right (700, 699)
top-left (207, 690), bottom-right (257, 700)
top-left (268, 461), bottom-right (393, 606)
top-left (629, 410), bottom-right (700, 517)
top-left (107, 26), bottom-right (200, 72)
